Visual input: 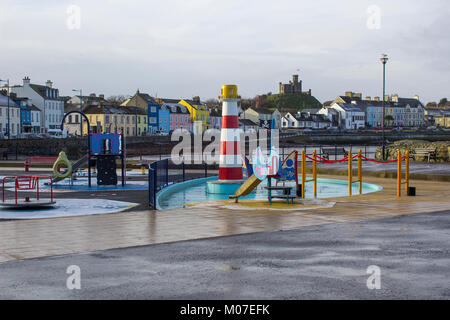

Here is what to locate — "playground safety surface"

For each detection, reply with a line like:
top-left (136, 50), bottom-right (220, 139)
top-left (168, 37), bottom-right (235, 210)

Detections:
top-left (0, 174), bottom-right (449, 263)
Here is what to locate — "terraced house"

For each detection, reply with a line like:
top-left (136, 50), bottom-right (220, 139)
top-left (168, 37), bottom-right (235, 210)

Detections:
top-left (0, 92), bottom-right (21, 137)
top-left (121, 91), bottom-right (158, 134)
top-left (179, 97), bottom-right (210, 134)
top-left (331, 92), bottom-right (426, 128)
top-left (156, 98), bottom-right (191, 132)
top-left (10, 77), bottom-right (64, 133)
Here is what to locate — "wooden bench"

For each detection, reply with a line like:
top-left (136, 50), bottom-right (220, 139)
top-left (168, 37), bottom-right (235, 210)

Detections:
top-left (321, 147), bottom-right (347, 160)
top-left (24, 156), bottom-right (58, 172)
top-left (0, 148), bottom-right (8, 160)
top-left (413, 147), bottom-right (437, 163)
top-left (269, 195), bottom-right (297, 204)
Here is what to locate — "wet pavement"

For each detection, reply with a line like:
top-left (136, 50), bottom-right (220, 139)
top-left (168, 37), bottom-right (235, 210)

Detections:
top-left (0, 210), bottom-right (449, 299)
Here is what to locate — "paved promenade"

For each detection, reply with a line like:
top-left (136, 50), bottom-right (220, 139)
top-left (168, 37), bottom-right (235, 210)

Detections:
top-left (0, 174), bottom-right (449, 263)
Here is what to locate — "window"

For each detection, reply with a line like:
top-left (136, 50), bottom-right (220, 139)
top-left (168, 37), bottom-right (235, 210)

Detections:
top-left (105, 116), bottom-right (110, 123)
top-left (151, 107), bottom-right (156, 113)
top-left (149, 117), bottom-right (156, 124)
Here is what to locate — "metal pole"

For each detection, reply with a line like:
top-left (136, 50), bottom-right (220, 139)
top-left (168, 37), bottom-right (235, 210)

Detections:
top-left (79, 89), bottom-right (82, 136)
top-left (313, 149), bottom-right (317, 198)
top-left (348, 149), bottom-right (352, 196)
top-left (381, 56), bottom-right (388, 160)
top-left (405, 150), bottom-right (409, 194)
top-left (358, 149), bottom-right (362, 195)
top-left (135, 90), bottom-right (138, 136)
top-left (7, 79), bottom-right (10, 139)
top-left (397, 150), bottom-right (401, 197)
top-left (301, 150), bottom-right (306, 199)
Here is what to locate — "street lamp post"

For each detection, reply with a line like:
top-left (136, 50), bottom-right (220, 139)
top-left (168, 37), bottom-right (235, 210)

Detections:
top-left (380, 54), bottom-right (389, 160)
top-left (72, 89), bottom-right (83, 136)
top-left (0, 79), bottom-right (10, 139)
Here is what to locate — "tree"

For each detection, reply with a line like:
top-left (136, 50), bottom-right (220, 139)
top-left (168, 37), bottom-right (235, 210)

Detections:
top-left (107, 95), bottom-right (127, 106)
top-left (438, 98), bottom-right (448, 108)
top-left (426, 102), bottom-right (437, 108)
top-left (205, 98), bottom-right (219, 109)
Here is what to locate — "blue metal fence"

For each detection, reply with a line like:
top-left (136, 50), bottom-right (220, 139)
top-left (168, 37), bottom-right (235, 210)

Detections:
top-left (148, 160), bottom-right (211, 209)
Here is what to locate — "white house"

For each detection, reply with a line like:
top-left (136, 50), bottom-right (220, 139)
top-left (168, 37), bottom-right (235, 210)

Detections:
top-left (239, 108), bottom-right (282, 129)
top-left (11, 77), bottom-right (65, 133)
top-left (0, 94), bottom-right (21, 137)
top-left (328, 103), bottom-right (365, 129)
top-left (281, 111), bottom-right (331, 129)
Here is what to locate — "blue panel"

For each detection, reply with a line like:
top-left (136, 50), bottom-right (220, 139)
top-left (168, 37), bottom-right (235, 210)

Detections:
top-left (90, 133), bottom-right (121, 154)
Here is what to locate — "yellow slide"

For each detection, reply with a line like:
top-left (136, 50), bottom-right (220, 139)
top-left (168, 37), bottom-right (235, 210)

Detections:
top-left (229, 174), bottom-right (262, 203)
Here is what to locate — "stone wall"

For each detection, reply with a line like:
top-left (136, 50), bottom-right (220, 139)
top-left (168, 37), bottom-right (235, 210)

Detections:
top-left (0, 136), bottom-right (172, 160)
top-left (375, 140), bottom-right (450, 162)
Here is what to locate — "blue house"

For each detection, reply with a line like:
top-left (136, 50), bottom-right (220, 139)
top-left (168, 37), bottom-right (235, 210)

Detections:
top-left (158, 104), bottom-right (170, 134)
top-left (122, 91), bottom-right (159, 134)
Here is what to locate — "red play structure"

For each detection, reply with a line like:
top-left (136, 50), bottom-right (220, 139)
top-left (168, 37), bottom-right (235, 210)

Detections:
top-left (1, 176), bottom-right (54, 206)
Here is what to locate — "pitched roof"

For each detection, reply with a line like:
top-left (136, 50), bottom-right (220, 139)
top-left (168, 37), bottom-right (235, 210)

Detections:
top-left (239, 119), bottom-right (258, 126)
top-left (29, 84), bottom-right (62, 101)
top-left (83, 104), bottom-right (127, 115)
top-left (137, 93), bottom-right (158, 105)
top-left (122, 106), bottom-right (147, 115)
top-left (335, 103), bottom-right (364, 112)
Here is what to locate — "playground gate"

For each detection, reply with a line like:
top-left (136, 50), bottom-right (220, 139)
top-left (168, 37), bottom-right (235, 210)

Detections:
top-left (148, 160), bottom-right (212, 209)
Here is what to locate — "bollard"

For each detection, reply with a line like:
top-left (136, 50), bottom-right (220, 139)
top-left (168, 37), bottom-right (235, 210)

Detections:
top-left (358, 149), bottom-right (362, 195)
top-left (301, 150), bottom-right (306, 199)
top-left (397, 150), bottom-right (401, 197)
top-left (348, 150), bottom-right (352, 196)
top-left (313, 150), bottom-right (317, 198)
top-left (405, 150), bottom-right (410, 194)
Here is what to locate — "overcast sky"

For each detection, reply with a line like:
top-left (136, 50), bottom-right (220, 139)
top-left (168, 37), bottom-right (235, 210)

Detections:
top-left (1, 0), bottom-right (449, 103)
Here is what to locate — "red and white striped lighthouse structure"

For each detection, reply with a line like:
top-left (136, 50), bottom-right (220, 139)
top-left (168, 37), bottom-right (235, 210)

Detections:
top-left (219, 84), bottom-right (242, 181)
top-left (207, 84), bottom-right (244, 194)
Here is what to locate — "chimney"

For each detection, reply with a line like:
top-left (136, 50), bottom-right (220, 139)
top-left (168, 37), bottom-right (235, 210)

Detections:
top-left (374, 97), bottom-right (380, 102)
top-left (23, 76), bottom-right (30, 86)
top-left (345, 91), bottom-right (353, 97)
top-left (45, 80), bottom-right (53, 88)
top-left (89, 93), bottom-right (96, 98)
top-left (391, 94), bottom-right (399, 102)
top-left (193, 96), bottom-right (200, 104)
top-left (354, 93), bottom-right (362, 99)
top-left (384, 94), bottom-right (389, 102)
top-left (414, 95), bottom-right (419, 100)
top-left (99, 94), bottom-right (104, 99)
top-left (365, 96), bottom-right (371, 101)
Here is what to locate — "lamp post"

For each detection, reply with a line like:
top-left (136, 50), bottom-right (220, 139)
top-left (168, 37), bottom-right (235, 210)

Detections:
top-left (72, 89), bottom-right (83, 136)
top-left (135, 90), bottom-right (138, 136)
top-left (0, 79), bottom-right (10, 139)
top-left (380, 54), bottom-right (388, 160)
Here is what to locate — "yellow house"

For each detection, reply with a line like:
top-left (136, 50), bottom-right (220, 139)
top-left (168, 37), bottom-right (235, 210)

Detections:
top-left (179, 97), bottom-right (210, 134)
top-left (82, 104), bottom-right (146, 137)
top-left (435, 115), bottom-right (450, 128)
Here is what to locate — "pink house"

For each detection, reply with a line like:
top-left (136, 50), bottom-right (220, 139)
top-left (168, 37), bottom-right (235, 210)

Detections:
top-left (169, 105), bottom-right (191, 132)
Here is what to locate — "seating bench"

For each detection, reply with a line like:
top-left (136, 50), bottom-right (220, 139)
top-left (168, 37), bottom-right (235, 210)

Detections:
top-left (321, 147), bottom-right (347, 160)
top-left (269, 195), bottom-right (297, 204)
top-left (24, 156), bottom-right (58, 172)
top-left (413, 147), bottom-right (437, 163)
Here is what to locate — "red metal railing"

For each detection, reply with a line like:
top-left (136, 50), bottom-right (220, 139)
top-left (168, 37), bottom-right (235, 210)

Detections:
top-left (2, 176), bottom-right (53, 204)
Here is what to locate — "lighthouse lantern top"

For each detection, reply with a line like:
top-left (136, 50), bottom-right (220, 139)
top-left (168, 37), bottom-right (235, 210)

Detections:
top-left (221, 84), bottom-right (238, 99)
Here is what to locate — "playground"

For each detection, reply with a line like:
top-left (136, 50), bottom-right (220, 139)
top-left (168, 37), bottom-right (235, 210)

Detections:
top-left (0, 85), bottom-right (449, 301)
